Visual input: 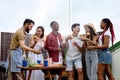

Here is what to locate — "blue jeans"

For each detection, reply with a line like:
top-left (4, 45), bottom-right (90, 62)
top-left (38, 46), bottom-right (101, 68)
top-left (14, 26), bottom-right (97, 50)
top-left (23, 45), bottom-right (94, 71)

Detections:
top-left (98, 48), bottom-right (112, 64)
top-left (85, 50), bottom-right (98, 80)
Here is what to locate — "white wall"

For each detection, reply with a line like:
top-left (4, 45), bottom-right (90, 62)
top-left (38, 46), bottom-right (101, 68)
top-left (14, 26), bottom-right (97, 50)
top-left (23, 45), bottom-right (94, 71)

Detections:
top-left (112, 48), bottom-right (120, 80)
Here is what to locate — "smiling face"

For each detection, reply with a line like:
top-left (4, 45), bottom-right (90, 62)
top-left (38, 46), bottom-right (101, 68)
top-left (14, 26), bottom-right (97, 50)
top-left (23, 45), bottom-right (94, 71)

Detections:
top-left (35, 26), bottom-right (44, 38)
top-left (100, 20), bottom-right (106, 29)
top-left (52, 21), bottom-right (59, 31)
top-left (85, 26), bottom-right (90, 33)
top-left (25, 23), bottom-right (34, 33)
top-left (73, 26), bottom-right (80, 35)
top-left (85, 26), bottom-right (90, 36)
top-left (36, 28), bottom-right (43, 37)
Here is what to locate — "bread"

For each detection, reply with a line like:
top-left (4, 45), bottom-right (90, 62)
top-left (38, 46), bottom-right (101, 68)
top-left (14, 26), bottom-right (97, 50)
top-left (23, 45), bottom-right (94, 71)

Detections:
top-left (33, 35), bottom-right (39, 40)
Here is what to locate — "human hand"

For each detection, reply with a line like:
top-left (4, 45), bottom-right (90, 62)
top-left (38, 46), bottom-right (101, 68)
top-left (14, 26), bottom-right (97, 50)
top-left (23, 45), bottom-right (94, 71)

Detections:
top-left (87, 46), bottom-right (94, 50)
top-left (58, 48), bottom-right (63, 52)
top-left (73, 42), bottom-right (78, 46)
top-left (86, 32), bottom-right (90, 37)
top-left (33, 50), bottom-right (41, 54)
top-left (81, 37), bottom-right (89, 41)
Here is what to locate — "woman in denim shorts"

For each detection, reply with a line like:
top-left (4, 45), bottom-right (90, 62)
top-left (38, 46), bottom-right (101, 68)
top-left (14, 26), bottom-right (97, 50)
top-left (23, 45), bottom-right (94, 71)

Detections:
top-left (87, 18), bottom-right (115, 80)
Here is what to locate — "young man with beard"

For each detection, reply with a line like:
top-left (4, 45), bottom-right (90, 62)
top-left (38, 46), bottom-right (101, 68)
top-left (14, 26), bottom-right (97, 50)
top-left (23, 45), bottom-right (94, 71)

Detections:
top-left (7, 19), bottom-right (41, 80)
top-left (64, 23), bottom-right (83, 80)
top-left (45, 21), bottom-right (63, 64)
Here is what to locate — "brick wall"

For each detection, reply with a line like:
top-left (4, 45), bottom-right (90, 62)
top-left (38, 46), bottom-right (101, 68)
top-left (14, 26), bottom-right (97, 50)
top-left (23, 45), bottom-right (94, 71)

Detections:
top-left (0, 32), bottom-right (32, 61)
top-left (0, 32), bottom-right (13, 61)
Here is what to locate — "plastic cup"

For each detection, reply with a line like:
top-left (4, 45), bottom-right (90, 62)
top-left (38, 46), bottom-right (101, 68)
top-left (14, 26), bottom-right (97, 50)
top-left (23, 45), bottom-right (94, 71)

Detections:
top-left (22, 60), bottom-right (28, 67)
top-left (37, 60), bottom-right (41, 64)
top-left (44, 60), bottom-right (48, 66)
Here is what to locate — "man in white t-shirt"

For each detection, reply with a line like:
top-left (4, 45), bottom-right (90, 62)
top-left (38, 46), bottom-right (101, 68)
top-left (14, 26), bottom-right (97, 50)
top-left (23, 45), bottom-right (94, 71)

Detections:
top-left (63, 23), bottom-right (83, 80)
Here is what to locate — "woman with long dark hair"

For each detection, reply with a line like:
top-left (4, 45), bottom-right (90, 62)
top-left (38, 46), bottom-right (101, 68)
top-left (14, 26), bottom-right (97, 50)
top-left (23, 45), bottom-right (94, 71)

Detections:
top-left (28, 26), bottom-right (45, 80)
top-left (88, 18), bottom-right (115, 80)
top-left (82, 23), bottom-right (98, 80)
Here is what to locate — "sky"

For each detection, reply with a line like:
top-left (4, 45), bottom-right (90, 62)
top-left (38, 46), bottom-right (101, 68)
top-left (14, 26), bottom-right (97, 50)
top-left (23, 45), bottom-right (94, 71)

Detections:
top-left (0, 0), bottom-right (120, 44)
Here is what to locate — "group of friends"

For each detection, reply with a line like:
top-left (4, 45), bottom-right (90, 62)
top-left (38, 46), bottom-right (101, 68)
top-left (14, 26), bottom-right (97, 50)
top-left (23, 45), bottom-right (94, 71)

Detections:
top-left (6, 18), bottom-right (115, 80)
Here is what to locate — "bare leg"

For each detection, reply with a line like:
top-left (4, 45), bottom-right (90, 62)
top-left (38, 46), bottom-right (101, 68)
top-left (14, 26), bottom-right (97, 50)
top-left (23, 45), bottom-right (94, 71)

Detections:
top-left (67, 71), bottom-right (74, 80)
top-left (77, 68), bottom-right (83, 80)
top-left (97, 63), bottom-right (106, 80)
top-left (105, 64), bottom-right (115, 80)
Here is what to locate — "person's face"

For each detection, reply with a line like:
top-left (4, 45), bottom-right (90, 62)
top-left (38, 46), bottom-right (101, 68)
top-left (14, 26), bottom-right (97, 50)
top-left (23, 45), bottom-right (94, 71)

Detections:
top-left (73, 26), bottom-right (80, 34)
top-left (36, 28), bottom-right (43, 37)
top-left (85, 26), bottom-right (90, 33)
top-left (25, 23), bottom-right (34, 33)
top-left (100, 21), bottom-right (106, 29)
top-left (53, 22), bottom-right (59, 31)
top-left (85, 26), bottom-right (90, 37)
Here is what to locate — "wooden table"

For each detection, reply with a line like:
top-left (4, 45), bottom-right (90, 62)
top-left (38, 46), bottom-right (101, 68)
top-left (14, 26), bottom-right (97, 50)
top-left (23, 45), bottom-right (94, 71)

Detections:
top-left (17, 64), bottom-right (66, 80)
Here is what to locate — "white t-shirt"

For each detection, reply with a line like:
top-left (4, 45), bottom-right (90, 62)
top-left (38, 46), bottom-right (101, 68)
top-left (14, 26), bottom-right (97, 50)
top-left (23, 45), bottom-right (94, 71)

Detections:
top-left (99, 29), bottom-right (111, 46)
top-left (52, 37), bottom-right (63, 64)
top-left (64, 35), bottom-right (83, 60)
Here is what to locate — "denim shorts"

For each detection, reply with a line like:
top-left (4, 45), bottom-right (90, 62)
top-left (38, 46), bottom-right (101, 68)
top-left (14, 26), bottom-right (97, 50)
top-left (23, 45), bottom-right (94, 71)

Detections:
top-left (66, 58), bottom-right (82, 71)
top-left (98, 48), bottom-right (112, 64)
